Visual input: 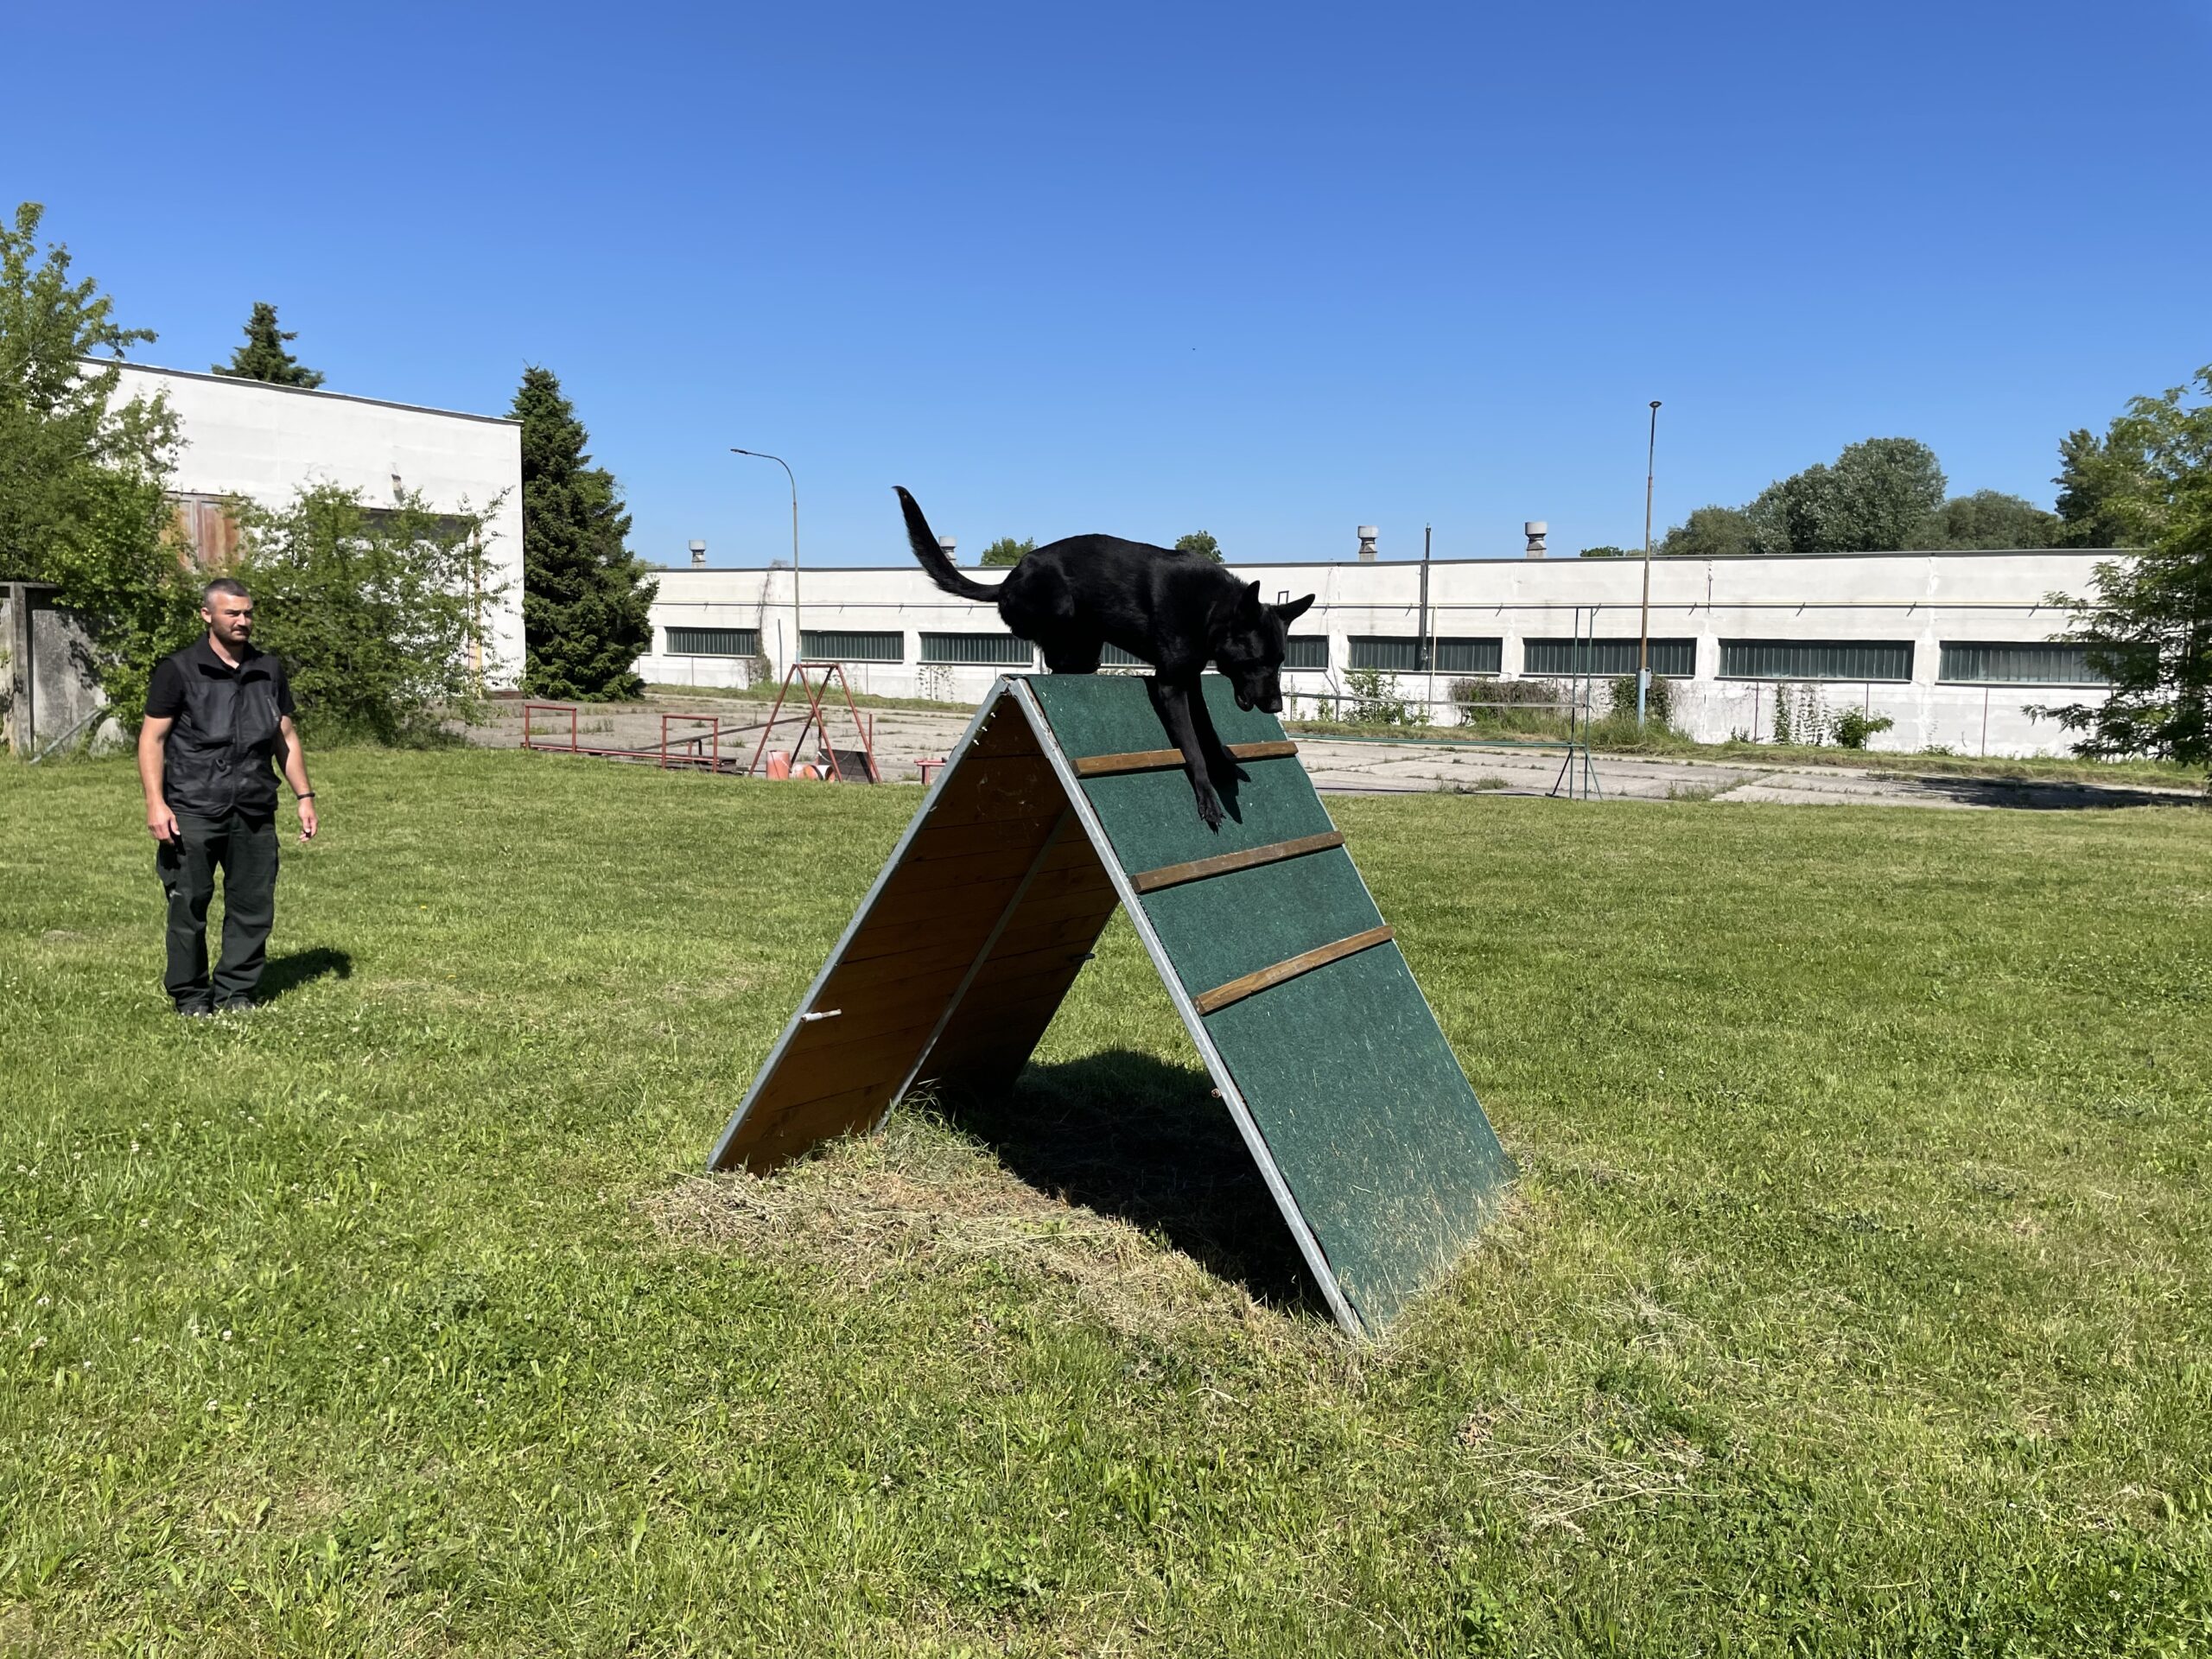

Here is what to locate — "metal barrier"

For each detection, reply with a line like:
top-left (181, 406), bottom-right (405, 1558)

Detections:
top-left (517, 693), bottom-right (876, 779)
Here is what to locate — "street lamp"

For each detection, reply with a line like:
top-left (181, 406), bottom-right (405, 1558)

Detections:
top-left (1637, 401), bottom-right (1662, 728)
top-left (731, 448), bottom-right (801, 655)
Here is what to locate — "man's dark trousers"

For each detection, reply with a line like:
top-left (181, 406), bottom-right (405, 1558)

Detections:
top-left (157, 811), bottom-right (278, 1011)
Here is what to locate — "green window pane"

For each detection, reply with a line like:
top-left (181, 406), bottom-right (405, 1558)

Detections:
top-left (800, 630), bottom-right (905, 664)
top-left (1522, 638), bottom-right (1694, 677)
top-left (1349, 636), bottom-right (1421, 671)
top-left (1719, 639), bottom-right (1914, 682)
top-left (919, 632), bottom-right (1034, 666)
top-left (1432, 638), bottom-right (1503, 674)
top-left (1349, 636), bottom-right (1500, 673)
top-left (1101, 645), bottom-right (1148, 667)
top-left (664, 626), bottom-right (760, 657)
top-left (1939, 642), bottom-right (2109, 684)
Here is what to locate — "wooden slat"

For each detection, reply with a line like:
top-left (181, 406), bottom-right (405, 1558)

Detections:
top-left (1130, 830), bottom-right (1344, 894)
top-left (1071, 739), bottom-right (1298, 778)
top-left (1192, 925), bottom-right (1395, 1016)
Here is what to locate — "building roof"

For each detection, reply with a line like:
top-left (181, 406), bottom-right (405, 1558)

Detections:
top-left (653, 545), bottom-right (2127, 575)
top-left (97, 359), bottom-right (519, 428)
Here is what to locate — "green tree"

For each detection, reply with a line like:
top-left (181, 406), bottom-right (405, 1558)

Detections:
top-left (1750, 437), bottom-right (1948, 553)
top-left (0, 201), bottom-right (195, 721)
top-left (1658, 505), bottom-right (1758, 559)
top-left (2037, 366), bottom-right (2212, 772)
top-left (235, 485), bottom-right (500, 742)
top-left (213, 302), bottom-right (324, 388)
top-left (1578, 544), bottom-right (1632, 558)
top-left (2050, 390), bottom-right (2203, 549)
top-left (1923, 490), bottom-right (2059, 550)
top-left (512, 366), bottom-right (656, 699)
top-left (1174, 530), bottom-right (1224, 562)
top-left (979, 537), bottom-right (1034, 567)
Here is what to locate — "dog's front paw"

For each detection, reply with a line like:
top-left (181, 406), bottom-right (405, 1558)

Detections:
top-left (1192, 785), bottom-right (1224, 831)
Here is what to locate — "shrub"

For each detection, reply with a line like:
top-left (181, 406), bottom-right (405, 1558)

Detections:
top-left (1606, 672), bottom-right (1674, 726)
top-left (1342, 667), bottom-right (1429, 726)
top-left (1450, 677), bottom-right (1568, 734)
top-left (1830, 709), bottom-right (1895, 749)
top-left (234, 484), bottom-right (505, 743)
top-left (2, 202), bottom-right (200, 719)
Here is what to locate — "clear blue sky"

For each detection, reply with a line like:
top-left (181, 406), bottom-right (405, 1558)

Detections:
top-left (9, 1), bottom-right (2208, 565)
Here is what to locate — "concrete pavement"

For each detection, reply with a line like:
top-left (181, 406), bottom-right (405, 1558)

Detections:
top-left (462, 696), bottom-right (2197, 811)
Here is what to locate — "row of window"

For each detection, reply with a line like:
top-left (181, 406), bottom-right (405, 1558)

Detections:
top-left (661, 627), bottom-right (2107, 686)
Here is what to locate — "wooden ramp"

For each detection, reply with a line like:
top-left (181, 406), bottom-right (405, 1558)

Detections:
top-left (708, 674), bottom-right (1515, 1336)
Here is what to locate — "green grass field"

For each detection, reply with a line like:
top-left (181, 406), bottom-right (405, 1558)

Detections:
top-left (3, 751), bottom-right (2209, 1656)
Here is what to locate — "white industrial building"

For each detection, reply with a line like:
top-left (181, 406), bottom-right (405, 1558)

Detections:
top-left (639, 546), bottom-right (2124, 758)
top-left (113, 363), bottom-right (526, 687)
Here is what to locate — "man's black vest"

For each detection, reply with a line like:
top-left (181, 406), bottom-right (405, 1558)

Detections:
top-left (161, 642), bottom-right (288, 818)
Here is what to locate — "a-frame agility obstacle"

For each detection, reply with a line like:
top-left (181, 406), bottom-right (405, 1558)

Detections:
top-left (708, 675), bottom-right (1515, 1337)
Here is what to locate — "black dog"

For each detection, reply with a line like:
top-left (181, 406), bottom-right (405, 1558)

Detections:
top-left (897, 486), bottom-right (1314, 830)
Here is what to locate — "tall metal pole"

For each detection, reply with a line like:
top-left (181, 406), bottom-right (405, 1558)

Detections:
top-left (1637, 400), bottom-right (1662, 727)
top-left (1419, 523), bottom-right (1433, 719)
top-left (732, 448), bottom-right (800, 658)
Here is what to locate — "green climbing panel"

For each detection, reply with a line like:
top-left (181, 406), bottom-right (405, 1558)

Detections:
top-left (1025, 676), bottom-right (1516, 1332)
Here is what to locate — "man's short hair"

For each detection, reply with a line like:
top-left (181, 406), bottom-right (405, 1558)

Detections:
top-left (202, 576), bottom-right (251, 606)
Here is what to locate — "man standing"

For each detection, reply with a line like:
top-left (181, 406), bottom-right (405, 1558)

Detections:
top-left (137, 578), bottom-right (318, 1016)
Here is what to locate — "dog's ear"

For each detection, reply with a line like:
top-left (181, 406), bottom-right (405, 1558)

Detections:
top-left (1273, 593), bottom-right (1316, 623)
top-left (1240, 580), bottom-right (1263, 616)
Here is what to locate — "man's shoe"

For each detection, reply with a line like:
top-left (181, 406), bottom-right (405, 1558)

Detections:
top-left (176, 1001), bottom-right (215, 1019)
top-left (214, 997), bottom-right (255, 1014)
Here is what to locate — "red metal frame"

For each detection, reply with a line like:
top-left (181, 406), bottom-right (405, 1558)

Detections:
top-left (746, 662), bottom-right (880, 782)
top-left (659, 711), bottom-right (723, 770)
top-left (522, 703), bottom-right (578, 752)
top-left (518, 684), bottom-right (878, 781)
top-left (523, 702), bottom-right (741, 772)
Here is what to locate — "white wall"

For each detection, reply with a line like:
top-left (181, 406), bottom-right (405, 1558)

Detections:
top-left (113, 364), bottom-right (526, 688)
top-left (639, 549), bottom-right (2122, 759)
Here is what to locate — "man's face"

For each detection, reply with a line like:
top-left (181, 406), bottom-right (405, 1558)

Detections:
top-left (204, 594), bottom-right (254, 650)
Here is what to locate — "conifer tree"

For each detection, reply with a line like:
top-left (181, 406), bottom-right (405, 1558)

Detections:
top-left (213, 302), bottom-right (324, 387)
top-left (512, 365), bottom-right (656, 699)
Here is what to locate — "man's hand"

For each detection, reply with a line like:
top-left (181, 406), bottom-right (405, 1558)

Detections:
top-left (297, 798), bottom-right (318, 842)
top-left (148, 802), bottom-right (179, 843)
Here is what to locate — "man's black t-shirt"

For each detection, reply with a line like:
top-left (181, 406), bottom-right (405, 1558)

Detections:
top-left (144, 639), bottom-right (297, 817)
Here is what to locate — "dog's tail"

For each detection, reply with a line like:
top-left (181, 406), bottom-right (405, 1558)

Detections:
top-left (896, 486), bottom-right (1001, 603)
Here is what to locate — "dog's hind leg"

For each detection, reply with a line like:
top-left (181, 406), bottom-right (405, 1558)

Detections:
top-left (1145, 676), bottom-right (1226, 830)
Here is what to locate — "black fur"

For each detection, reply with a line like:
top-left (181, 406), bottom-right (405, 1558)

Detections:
top-left (897, 486), bottom-right (1314, 830)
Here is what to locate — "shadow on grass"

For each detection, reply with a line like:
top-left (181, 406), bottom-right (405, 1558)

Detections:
top-left (1866, 772), bottom-right (2208, 810)
top-left (944, 1049), bottom-right (1324, 1314)
top-left (259, 946), bottom-right (353, 1003)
